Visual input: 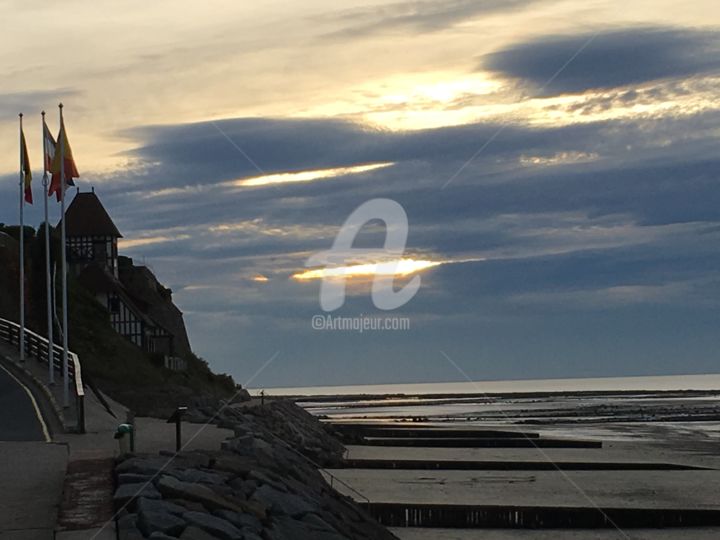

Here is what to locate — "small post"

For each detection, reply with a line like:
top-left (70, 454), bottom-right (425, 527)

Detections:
top-left (126, 411), bottom-right (135, 452)
top-left (167, 407), bottom-right (187, 452)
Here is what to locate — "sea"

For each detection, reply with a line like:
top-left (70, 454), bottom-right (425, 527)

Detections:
top-left (258, 373), bottom-right (720, 397)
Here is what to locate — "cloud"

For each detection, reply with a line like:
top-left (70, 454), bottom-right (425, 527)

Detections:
top-left (0, 89), bottom-right (81, 122)
top-left (4, 101), bottom-right (720, 386)
top-left (321, 0), bottom-right (543, 38)
top-left (482, 27), bottom-right (720, 95)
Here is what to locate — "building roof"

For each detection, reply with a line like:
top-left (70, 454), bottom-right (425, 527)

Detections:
top-left (60, 190), bottom-right (122, 238)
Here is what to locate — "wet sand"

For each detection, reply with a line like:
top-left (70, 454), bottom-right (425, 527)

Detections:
top-left (305, 388), bottom-right (720, 538)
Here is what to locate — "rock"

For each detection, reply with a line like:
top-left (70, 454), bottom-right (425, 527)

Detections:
top-left (169, 498), bottom-right (207, 513)
top-left (118, 526), bottom-right (145, 540)
top-left (176, 469), bottom-right (228, 486)
top-left (221, 435), bottom-right (254, 454)
top-left (251, 484), bottom-right (315, 517)
top-left (149, 533), bottom-right (180, 539)
top-left (248, 471), bottom-right (286, 493)
top-left (114, 482), bottom-right (162, 507)
top-left (179, 526), bottom-right (221, 540)
top-left (117, 513), bottom-right (137, 532)
top-left (157, 475), bottom-right (266, 519)
top-left (118, 473), bottom-right (155, 484)
top-left (137, 496), bottom-right (187, 516)
top-left (182, 511), bottom-right (243, 540)
top-left (137, 510), bottom-right (186, 537)
top-left (228, 478), bottom-right (256, 498)
top-left (210, 455), bottom-right (254, 476)
top-left (115, 399), bottom-right (398, 540)
top-left (302, 513), bottom-right (337, 532)
top-left (211, 509), bottom-right (262, 533)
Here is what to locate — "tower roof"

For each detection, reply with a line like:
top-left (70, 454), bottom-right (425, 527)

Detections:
top-left (60, 191), bottom-right (122, 238)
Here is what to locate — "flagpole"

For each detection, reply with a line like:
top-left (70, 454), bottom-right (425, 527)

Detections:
top-left (18, 113), bottom-right (25, 363)
top-left (59, 103), bottom-right (69, 407)
top-left (42, 111), bottom-right (54, 384)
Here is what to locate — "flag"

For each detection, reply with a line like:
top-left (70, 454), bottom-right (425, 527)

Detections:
top-left (20, 127), bottom-right (32, 204)
top-left (48, 117), bottom-right (79, 201)
top-left (43, 119), bottom-right (56, 171)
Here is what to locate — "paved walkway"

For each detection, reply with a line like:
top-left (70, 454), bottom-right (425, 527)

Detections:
top-left (0, 442), bottom-right (68, 540)
top-left (0, 340), bottom-right (234, 539)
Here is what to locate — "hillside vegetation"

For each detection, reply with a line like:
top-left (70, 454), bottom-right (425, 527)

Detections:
top-left (0, 224), bottom-right (236, 416)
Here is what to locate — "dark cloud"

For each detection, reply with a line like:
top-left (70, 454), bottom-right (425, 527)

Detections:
top-left (482, 27), bottom-right (720, 95)
top-left (4, 101), bottom-right (720, 385)
top-left (0, 89), bottom-right (81, 122)
top-left (119, 115), bottom-right (635, 196)
top-left (321, 0), bottom-right (542, 38)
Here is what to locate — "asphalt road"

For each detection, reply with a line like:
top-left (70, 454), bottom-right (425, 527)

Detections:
top-left (0, 362), bottom-right (49, 442)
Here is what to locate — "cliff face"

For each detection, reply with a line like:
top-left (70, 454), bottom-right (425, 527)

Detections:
top-left (118, 256), bottom-right (192, 358)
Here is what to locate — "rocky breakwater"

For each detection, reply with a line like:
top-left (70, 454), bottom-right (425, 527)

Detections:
top-left (114, 400), bottom-right (396, 539)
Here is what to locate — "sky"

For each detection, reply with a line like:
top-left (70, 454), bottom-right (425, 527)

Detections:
top-left (1, 0), bottom-right (719, 388)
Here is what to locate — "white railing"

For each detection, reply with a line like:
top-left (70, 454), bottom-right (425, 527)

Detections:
top-left (0, 317), bottom-right (85, 433)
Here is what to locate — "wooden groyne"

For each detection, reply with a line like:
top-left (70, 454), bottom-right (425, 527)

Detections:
top-left (361, 437), bottom-right (602, 448)
top-left (362, 503), bottom-right (720, 529)
top-left (333, 425), bottom-right (541, 439)
top-left (341, 459), bottom-right (706, 471)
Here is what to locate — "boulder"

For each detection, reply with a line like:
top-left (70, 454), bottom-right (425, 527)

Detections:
top-left (114, 482), bottom-right (162, 507)
top-left (251, 484), bottom-right (315, 517)
top-left (118, 473), bottom-right (155, 484)
top-left (176, 469), bottom-right (229, 486)
top-left (137, 496), bottom-right (187, 516)
top-left (302, 513), bottom-right (338, 532)
top-left (182, 511), bottom-right (243, 540)
top-left (248, 471), bottom-right (286, 493)
top-left (211, 509), bottom-right (262, 533)
top-left (157, 475), bottom-right (266, 519)
top-left (179, 526), bottom-right (221, 540)
top-left (137, 510), bottom-right (186, 537)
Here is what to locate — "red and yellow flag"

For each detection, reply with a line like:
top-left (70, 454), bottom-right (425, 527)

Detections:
top-left (48, 117), bottom-right (79, 201)
top-left (20, 127), bottom-right (32, 204)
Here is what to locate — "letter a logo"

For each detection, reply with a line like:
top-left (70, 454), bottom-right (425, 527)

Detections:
top-left (305, 198), bottom-right (421, 312)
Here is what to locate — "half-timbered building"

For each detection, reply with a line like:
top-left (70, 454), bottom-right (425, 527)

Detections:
top-left (62, 190), bottom-right (183, 366)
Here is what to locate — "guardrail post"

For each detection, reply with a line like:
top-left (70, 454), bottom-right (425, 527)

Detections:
top-left (78, 397), bottom-right (85, 433)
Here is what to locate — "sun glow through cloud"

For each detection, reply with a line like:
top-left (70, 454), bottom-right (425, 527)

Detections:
top-left (231, 162), bottom-right (394, 187)
top-left (292, 258), bottom-right (444, 281)
top-left (119, 235), bottom-right (190, 249)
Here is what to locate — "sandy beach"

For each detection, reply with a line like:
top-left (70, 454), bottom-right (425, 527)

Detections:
top-left (279, 378), bottom-right (720, 538)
